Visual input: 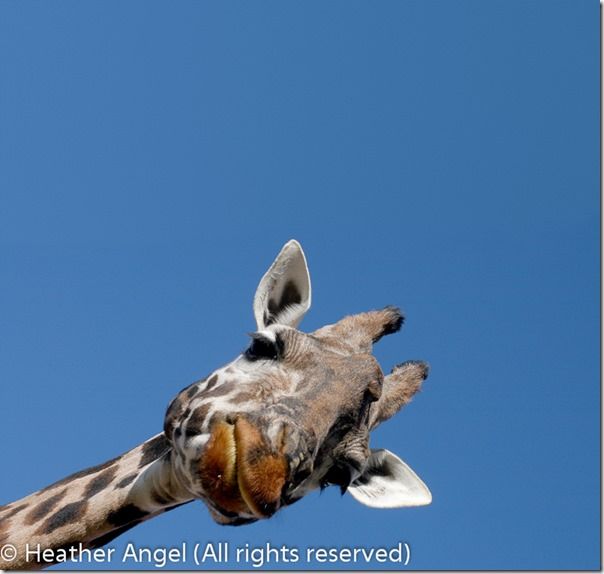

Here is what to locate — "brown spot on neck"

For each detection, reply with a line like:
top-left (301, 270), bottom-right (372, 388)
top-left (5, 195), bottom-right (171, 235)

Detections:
top-left (138, 434), bottom-right (170, 469)
top-left (114, 472), bottom-right (138, 489)
top-left (36, 500), bottom-right (89, 536)
top-left (39, 456), bottom-right (120, 494)
top-left (24, 489), bottom-right (68, 525)
top-left (83, 466), bottom-right (118, 498)
top-left (0, 503), bottom-right (27, 522)
top-left (107, 503), bottom-right (149, 528)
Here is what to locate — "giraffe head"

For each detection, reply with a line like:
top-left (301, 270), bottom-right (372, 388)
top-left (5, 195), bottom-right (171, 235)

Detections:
top-left (164, 240), bottom-right (431, 525)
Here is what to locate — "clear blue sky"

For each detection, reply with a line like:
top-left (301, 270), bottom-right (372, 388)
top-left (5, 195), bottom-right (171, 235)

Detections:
top-left (0, 1), bottom-right (599, 570)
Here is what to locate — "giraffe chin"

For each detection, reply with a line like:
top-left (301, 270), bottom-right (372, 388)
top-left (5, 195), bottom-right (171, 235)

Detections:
top-left (198, 419), bottom-right (288, 519)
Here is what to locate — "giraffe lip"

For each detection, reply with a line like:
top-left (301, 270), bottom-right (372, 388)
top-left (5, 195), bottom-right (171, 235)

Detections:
top-left (233, 418), bottom-right (288, 518)
top-left (197, 420), bottom-right (248, 516)
top-left (221, 421), bottom-right (259, 517)
top-left (217, 421), bottom-right (260, 516)
top-left (200, 419), bottom-right (288, 519)
top-left (234, 451), bottom-right (262, 517)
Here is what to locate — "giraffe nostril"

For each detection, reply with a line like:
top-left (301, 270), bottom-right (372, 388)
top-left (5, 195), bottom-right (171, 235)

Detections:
top-left (225, 414), bottom-right (238, 425)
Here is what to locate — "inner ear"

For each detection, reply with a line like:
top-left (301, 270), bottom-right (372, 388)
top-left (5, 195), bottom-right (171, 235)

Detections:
top-left (267, 280), bottom-right (303, 321)
top-left (347, 449), bottom-right (432, 508)
top-left (253, 240), bottom-right (311, 329)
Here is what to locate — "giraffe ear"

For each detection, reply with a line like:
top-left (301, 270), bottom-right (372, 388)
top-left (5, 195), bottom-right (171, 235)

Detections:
top-left (253, 240), bottom-right (312, 330)
top-left (347, 449), bottom-right (432, 508)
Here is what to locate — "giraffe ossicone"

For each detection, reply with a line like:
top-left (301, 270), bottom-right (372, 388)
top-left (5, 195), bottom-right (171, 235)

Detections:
top-left (0, 239), bottom-right (431, 570)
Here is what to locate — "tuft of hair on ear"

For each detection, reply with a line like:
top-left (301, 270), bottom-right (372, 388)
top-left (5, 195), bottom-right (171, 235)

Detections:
top-left (373, 306), bottom-right (405, 342)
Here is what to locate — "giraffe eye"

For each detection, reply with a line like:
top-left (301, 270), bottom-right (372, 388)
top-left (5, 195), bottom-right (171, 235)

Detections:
top-left (245, 333), bottom-right (283, 361)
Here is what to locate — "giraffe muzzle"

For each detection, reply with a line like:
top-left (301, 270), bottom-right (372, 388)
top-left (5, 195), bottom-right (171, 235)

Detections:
top-left (198, 417), bottom-right (288, 518)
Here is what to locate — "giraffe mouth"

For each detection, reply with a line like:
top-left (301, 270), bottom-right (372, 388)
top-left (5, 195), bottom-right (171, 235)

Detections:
top-left (198, 418), bottom-right (288, 518)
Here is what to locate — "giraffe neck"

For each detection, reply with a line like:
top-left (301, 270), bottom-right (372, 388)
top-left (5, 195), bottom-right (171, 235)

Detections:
top-left (0, 434), bottom-right (193, 570)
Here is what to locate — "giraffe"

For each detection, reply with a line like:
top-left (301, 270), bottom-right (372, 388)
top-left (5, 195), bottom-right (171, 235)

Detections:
top-left (0, 240), bottom-right (431, 570)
